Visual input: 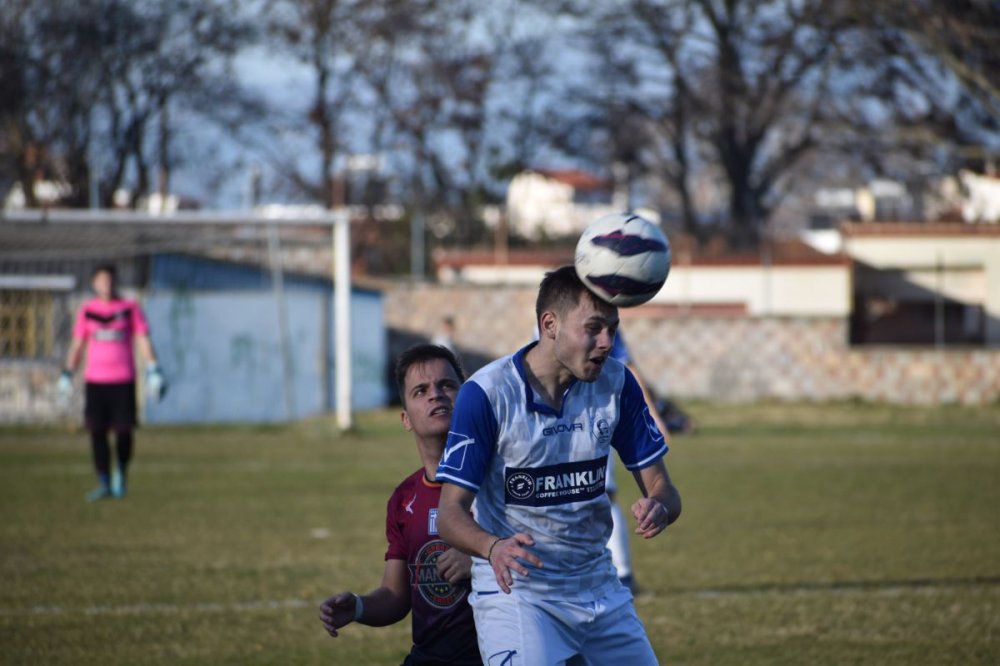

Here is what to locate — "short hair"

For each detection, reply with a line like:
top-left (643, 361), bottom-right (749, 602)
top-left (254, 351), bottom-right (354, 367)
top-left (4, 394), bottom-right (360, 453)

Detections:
top-left (92, 263), bottom-right (117, 280)
top-left (535, 265), bottom-right (605, 326)
top-left (394, 343), bottom-right (465, 403)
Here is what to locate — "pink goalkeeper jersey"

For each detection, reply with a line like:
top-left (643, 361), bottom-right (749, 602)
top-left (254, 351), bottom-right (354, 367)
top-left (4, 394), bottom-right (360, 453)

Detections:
top-left (73, 298), bottom-right (150, 383)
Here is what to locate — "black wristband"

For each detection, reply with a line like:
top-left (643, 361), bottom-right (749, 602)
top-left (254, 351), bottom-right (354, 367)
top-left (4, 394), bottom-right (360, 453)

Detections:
top-left (486, 536), bottom-right (503, 564)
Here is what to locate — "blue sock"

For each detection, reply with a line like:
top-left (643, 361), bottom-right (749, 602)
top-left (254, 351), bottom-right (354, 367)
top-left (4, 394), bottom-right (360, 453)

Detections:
top-left (111, 467), bottom-right (127, 497)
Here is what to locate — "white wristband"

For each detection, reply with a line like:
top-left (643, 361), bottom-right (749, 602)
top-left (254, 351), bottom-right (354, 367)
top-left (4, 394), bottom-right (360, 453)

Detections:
top-left (353, 594), bottom-right (364, 622)
top-left (656, 499), bottom-right (669, 526)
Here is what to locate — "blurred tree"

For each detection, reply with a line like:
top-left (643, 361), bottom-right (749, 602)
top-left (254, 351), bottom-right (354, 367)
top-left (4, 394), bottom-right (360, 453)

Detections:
top-left (0, 0), bottom-right (100, 207)
top-left (558, 0), bottom-right (854, 248)
top-left (844, 0), bottom-right (1000, 173)
top-left (260, 0), bottom-right (557, 275)
top-left (265, 0), bottom-right (379, 208)
top-left (7, 0), bottom-right (993, 242)
top-left (0, 0), bottom-right (256, 209)
top-left (491, 26), bottom-right (558, 185)
top-left (95, 0), bottom-right (256, 208)
top-left (554, 0), bottom-right (999, 247)
top-left (360, 1), bottom-right (529, 247)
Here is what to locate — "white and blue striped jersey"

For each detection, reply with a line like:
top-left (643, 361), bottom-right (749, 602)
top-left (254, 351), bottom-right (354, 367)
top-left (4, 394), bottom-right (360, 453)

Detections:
top-left (436, 343), bottom-right (668, 602)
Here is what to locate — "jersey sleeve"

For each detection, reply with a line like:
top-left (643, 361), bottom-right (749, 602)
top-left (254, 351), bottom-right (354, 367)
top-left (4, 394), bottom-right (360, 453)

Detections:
top-left (611, 368), bottom-right (668, 470)
top-left (435, 381), bottom-right (498, 493)
top-left (130, 301), bottom-right (150, 335)
top-left (384, 487), bottom-right (407, 561)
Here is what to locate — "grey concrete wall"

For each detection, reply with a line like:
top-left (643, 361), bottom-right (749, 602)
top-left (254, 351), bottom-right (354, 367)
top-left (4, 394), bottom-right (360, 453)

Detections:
top-left (384, 282), bottom-right (1000, 406)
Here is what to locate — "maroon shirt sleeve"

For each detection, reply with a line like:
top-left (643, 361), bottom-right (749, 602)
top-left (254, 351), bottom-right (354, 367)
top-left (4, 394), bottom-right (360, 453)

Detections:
top-left (385, 481), bottom-right (409, 561)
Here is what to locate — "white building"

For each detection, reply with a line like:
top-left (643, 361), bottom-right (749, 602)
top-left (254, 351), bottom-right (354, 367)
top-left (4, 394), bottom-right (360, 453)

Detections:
top-left (505, 168), bottom-right (659, 240)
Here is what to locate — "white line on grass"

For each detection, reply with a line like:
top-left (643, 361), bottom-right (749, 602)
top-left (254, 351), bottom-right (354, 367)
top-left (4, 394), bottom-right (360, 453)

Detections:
top-left (683, 577), bottom-right (1000, 600)
top-left (0, 598), bottom-right (312, 618)
top-left (7, 580), bottom-right (996, 617)
top-left (13, 460), bottom-right (338, 475)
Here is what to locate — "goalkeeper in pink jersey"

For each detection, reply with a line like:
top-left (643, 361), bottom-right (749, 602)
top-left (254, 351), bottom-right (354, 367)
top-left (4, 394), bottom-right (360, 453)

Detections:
top-left (59, 264), bottom-right (166, 501)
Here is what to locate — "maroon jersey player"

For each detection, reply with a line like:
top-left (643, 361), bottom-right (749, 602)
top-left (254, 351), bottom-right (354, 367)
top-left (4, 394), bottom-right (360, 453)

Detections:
top-left (319, 344), bottom-right (481, 665)
top-left (384, 469), bottom-right (478, 661)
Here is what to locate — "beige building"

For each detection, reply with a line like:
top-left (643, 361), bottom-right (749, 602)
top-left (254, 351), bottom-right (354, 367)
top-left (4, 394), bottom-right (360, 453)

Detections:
top-left (841, 222), bottom-right (1000, 345)
top-left (436, 240), bottom-right (850, 318)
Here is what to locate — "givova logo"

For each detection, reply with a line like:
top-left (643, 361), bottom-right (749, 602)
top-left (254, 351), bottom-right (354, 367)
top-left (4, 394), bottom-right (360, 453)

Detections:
top-left (503, 457), bottom-right (607, 507)
top-left (542, 422), bottom-right (583, 437)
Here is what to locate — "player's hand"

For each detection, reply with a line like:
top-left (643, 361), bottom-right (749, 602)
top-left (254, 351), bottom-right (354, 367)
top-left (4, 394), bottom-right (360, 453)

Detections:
top-left (145, 363), bottom-right (168, 402)
top-left (56, 370), bottom-right (73, 399)
top-left (488, 533), bottom-right (543, 594)
top-left (632, 497), bottom-right (669, 539)
top-left (435, 547), bottom-right (473, 584)
top-left (319, 592), bottom-right (357, 638)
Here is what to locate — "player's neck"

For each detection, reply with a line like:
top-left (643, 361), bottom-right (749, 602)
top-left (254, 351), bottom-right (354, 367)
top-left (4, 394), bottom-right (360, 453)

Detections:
top-left (415, 436), bottom-right (446, 481)
top-left (523, 344), bottom-right (572, 411)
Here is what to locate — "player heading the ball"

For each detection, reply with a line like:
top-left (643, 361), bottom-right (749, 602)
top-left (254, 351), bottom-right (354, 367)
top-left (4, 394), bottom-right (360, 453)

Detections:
top-left (436, 265), bottom-right (682, 664)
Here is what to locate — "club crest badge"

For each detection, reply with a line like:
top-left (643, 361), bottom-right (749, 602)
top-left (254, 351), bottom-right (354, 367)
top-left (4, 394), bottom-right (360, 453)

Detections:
top-left (410, 540), bottom-right (466, 608)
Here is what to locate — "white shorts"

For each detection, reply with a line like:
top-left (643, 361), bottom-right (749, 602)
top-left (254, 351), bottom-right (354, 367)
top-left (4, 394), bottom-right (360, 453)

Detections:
top-left (469, 586), bottom-right (658, 665)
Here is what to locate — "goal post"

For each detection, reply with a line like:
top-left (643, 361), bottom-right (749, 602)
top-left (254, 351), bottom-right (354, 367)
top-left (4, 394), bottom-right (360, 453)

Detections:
top-left (0, 208), bottom-right (356, 428)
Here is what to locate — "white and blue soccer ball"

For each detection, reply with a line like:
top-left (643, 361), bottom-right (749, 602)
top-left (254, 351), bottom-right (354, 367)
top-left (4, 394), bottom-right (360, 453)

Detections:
top-left (574, 212), bottom-right (671, 307)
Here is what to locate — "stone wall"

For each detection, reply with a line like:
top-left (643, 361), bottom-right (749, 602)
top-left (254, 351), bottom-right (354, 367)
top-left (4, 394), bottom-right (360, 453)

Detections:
top-left (0, 361), bottom-right (80, 423)
top-left (385, 282), bottom-right (1000, 406)
top-left (624, 315), bottom-right (1000, 405)
top-left (384, 282), bottom-right (540, 384)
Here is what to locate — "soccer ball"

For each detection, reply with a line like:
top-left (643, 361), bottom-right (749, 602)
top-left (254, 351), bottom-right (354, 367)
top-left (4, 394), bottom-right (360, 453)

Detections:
top-left (574, 212), bottom-right (671, 307)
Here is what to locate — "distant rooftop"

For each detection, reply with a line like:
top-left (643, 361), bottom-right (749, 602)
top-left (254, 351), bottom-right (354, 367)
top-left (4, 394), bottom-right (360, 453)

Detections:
top-left (434, 236), bottom-right (846, 272)
top-left (530, 169), bottom-right (611, 191)
top-left (840, 221), bottom-right (1000, 236)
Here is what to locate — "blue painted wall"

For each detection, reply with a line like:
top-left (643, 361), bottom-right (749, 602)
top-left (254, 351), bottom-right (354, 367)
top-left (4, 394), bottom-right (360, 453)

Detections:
top-left (143, 254), bottom-right (386, 423)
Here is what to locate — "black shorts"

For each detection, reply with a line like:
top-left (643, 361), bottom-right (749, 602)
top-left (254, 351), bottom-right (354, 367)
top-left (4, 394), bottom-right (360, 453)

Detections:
top-left (85, 382), bottom-right (137, 432)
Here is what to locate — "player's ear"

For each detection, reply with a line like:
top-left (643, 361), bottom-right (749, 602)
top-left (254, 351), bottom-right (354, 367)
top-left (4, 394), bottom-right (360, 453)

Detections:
top-left (401, 409), bottom-right (413, 432)
top-left (539, 311), bottom-right (558, 339)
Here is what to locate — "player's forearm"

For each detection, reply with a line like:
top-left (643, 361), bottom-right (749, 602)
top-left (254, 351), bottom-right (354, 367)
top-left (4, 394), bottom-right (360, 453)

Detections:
top-left (354, 587), bottom-right (409, 627)
top-left (136, 335), bottom-right (158, 365)
top-left (437, 499), bottom-right (498, 560)
top-left (654, 483), bottom-right (682, 526)
top-left (637, 464), bottom-right (682, 525)
top-left (65, 338), bottom-right (83, 371)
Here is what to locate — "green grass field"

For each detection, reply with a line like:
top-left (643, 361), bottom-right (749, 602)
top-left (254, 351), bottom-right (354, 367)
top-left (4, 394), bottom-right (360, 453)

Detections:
top-left (2, 402), bottom-right (999, 665)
